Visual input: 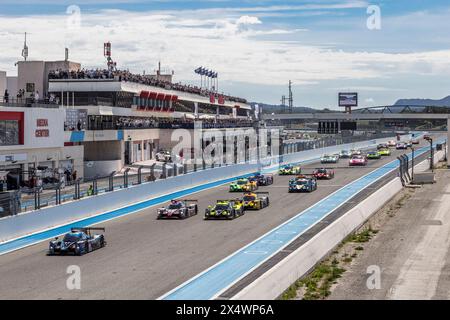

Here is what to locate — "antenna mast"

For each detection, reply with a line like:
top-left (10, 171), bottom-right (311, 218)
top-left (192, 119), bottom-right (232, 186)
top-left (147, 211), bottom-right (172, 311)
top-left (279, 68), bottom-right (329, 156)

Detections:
top-left (21, 32), bottom-right (29, 61)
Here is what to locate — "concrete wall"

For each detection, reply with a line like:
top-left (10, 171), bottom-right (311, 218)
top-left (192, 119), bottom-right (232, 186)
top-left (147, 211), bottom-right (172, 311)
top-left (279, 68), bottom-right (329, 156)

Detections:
top-left (17, 61), bottom-right (45, 97)
top-left (84, 159), bottom-right (122, 178)
top-left (0, 71), bottom-right (6, 97)
top-left (0, 106), bottom-right (65, 151)
top-left (83, 140), bottom-right (122, 161)
top-left (7, 76), bottom-right (18, 97)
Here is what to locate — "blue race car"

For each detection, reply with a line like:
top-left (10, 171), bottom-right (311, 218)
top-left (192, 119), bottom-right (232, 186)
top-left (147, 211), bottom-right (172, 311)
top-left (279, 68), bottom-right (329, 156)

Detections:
top-left (249, 173), bottom-right (274, 186)
top-left (48, 227), bottom-right (106, 256)
top-left (288, 176), bottom-right (317, 193)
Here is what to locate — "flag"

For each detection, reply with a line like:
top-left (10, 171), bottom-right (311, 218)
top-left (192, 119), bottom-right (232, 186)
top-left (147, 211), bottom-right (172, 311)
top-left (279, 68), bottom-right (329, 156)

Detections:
top-left (210, 93), bottom-right (215, 103)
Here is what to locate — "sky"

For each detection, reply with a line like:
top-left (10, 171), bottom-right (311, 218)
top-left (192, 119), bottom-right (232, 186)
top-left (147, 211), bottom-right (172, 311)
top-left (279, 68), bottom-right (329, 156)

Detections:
top-left (1, 0), bottom-right (450, 108)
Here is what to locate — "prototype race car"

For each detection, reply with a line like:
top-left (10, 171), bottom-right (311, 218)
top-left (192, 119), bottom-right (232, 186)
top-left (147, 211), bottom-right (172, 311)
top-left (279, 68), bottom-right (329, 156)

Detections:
top-left (48, 228), bottom-right (106, 256)
top-left (155, 150), bottom-right (172, 162)
top-left (377, 143), bottom-right (389, 150)
top-left (289, 175), bottom-right (317, 193)
top-left (229, 178), bottom-right (258, 192)
top-left (349, 155), bottom-right (368, 166)
top-left (396, 142), bottom-right (408, 150)
top-left (204, 200), bottom-right (245, 220)
top-left (378, 148), bottom-right (391, 156)
top-left (339, 150), bottom-right (352, 159)
top-left (367, 151), bottom-right (381, 160)
top-left (411, 139), bottom-right (420, 145)
top-left (249, 173), bottom-right (274, 186)
top-left (320, 154), bottom-right (339, 164)
top-left (157, 199), bottom-right (198, 219)
top-left (313, 168), bottom-right (335, 180)
top-left (351, 149), bottom-right (362, 156)
top-left (278, 165), bottom-right (302, 175)
top-left (242, 192), bottom-right (270, 210)
top-left (387, 140), bottom-right (396, 147)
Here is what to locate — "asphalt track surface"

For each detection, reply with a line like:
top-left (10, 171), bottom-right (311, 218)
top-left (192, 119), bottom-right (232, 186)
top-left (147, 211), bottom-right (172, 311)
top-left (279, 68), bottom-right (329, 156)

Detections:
top-left (0, 139), bottom-right (433, 299)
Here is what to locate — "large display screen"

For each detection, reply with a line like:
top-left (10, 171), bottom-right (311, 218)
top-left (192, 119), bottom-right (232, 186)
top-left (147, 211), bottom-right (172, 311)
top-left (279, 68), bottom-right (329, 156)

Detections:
top-left (338, 92), bottom-right (358, 107)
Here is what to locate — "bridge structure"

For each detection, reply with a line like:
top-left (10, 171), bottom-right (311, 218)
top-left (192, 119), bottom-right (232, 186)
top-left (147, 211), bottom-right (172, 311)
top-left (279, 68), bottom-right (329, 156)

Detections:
top-left (262, 105), bottom-right (450, 165)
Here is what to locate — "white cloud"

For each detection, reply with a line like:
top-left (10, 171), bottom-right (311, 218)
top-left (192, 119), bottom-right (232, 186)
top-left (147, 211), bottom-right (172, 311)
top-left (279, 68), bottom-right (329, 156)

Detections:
top-left (236, 15), bottom-right (262, 26)
top-left (1, 5), bottom-right (450, 106)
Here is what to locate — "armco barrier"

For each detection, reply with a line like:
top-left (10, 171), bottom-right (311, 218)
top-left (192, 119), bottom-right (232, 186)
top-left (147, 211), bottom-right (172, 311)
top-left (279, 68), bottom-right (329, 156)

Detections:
top-left (232, 150), bottom-right (443, 300)
top-left (0, 134), bottom-right (413, 244)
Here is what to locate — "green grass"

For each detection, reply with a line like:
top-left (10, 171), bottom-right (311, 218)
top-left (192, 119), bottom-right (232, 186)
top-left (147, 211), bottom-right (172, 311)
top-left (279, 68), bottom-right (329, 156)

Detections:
top-left (281, 227), bottom-right (379, 300)
top-left (281, 259), bottom-right (346, 300)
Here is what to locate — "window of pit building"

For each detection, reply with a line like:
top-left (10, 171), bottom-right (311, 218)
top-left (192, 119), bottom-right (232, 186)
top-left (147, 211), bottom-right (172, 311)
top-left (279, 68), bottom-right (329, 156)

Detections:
top-left (0, 120), bottom-right (20, 146)
top-left (26, 83), bottom-right (35, 93)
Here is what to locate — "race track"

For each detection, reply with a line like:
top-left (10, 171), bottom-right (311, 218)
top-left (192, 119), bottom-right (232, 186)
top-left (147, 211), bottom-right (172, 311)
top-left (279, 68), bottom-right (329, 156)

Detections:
top-left (0, 138), bottom-right (434, 299)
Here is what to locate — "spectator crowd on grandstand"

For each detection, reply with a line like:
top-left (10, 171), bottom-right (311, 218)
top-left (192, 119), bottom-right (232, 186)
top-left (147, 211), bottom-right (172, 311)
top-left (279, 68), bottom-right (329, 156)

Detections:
top-left (80, 115), bottom-right (254, 131)
top-left (48, 69), bottom-right (247, 104)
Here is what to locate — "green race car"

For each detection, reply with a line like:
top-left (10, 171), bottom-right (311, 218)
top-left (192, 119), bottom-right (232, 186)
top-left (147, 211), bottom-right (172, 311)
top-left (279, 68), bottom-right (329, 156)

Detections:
top-left (204, 200), bottom-right (245, 220)
top-left (229, 178), bottom-right (258, 192)
top-left (278, 165), bottom-right (302, 175)
top-left (367, 151), bottom-right (381, 159)
top-left (378, 148), bottom-right (391, 156)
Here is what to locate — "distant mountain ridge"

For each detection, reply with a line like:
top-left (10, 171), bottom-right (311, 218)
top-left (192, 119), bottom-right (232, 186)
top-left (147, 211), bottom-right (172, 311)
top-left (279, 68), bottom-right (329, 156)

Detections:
top-left (395, 96), bottom-right (450, 107)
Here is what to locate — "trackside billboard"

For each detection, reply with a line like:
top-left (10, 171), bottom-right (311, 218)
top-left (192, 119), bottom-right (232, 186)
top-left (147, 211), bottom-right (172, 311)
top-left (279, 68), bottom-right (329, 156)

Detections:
top-left (338, 92), bottom-right (358, 107)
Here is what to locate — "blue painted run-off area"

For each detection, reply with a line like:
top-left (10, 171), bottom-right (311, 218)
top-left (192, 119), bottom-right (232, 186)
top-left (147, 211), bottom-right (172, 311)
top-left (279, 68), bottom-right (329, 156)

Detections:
top-left (162, 141), bottom-right (442, 300)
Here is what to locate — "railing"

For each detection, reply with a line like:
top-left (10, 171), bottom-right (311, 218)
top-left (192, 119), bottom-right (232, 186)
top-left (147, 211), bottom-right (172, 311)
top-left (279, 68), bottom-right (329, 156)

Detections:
top-left (0, 97), bottom-right (59, 108)
top-left (85, 120), bottom-right (255, 131)
top-left (16, 161), bottom-right (224, 213)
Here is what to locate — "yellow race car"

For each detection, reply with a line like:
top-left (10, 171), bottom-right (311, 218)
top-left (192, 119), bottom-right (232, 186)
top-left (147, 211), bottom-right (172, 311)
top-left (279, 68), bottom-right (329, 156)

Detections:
top-left (242, 192), bottom-right (270, 210)
top-left (229, 178), bottom-right (258, 192)
top-left (278, 165), bottom-right (302, 175)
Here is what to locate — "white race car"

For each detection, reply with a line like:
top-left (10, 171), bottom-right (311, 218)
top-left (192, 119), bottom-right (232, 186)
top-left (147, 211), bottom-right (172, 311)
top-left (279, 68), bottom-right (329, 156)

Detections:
top-left (320, 154), bottom-right (339, 164)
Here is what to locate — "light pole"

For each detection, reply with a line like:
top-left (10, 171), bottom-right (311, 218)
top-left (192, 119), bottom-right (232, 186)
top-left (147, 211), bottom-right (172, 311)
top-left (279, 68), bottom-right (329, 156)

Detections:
top-left (424, 136), bottom-right (433, 172)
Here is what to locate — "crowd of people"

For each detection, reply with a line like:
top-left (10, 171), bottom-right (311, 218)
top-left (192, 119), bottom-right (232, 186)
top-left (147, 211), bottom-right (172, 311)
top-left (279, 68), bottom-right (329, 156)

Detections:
top-left (87, 115), bottom-right (254, 131)
top-left (48, 68), bottom-right (247, 104)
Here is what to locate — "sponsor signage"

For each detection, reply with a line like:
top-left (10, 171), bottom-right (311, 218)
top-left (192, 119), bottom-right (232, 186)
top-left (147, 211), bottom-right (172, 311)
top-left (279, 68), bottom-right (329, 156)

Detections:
top-left (35, 118), bottom-right (49, 138)
top-left (35, 129), bottom-right (50, 137)
top-left (36, 119), bottom-right (48, 127)
top-left (0, 153), bottom-right (27, 162)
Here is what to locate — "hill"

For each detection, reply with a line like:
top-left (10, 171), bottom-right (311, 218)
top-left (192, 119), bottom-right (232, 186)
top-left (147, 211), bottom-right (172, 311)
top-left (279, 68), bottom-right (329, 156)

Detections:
top-left (394, 96), bottom-right (450, 107)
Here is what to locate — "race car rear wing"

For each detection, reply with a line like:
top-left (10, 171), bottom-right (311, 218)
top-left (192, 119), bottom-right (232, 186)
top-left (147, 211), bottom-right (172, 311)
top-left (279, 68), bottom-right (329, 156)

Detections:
top-left (171, 199), bottom-right (198, 203)
top-left (244, 191), bottom-right (270, 195)
top-left (216, 199), bottom-right (244, 205)
top-left (71, 227), bottom-right (105, 236)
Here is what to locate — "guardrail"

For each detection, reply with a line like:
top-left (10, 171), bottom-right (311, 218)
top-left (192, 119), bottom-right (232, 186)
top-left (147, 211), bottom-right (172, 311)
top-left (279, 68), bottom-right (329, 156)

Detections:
top-left (0, 96), bottom-right (59, 108)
